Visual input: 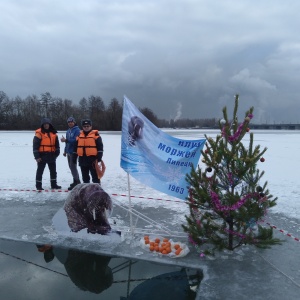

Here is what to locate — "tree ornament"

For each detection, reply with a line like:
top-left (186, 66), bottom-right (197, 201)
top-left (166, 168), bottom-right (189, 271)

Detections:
top-left (206, 167), bottom-right (213, 173)
top-left (220, 118), bottom-right (226, 125)
top-left (260, 157), bottom-right (265, 162)
top-left (246, 127), bottom-right (250, 132)
top-left (256, 186), bottom-right (263, 192)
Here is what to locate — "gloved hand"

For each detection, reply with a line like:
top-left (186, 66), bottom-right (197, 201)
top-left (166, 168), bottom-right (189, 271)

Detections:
top-left (55, 150), bottom-right (60, 157)
top-left (63, 152), bottom-right (67, 157)
top-left (72, 154), bottom-right (78, 164)
top-left (36, 158), bottom-right (42, 163)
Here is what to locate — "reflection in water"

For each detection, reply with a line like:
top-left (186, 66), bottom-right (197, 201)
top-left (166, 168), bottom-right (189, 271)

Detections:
top-left (64, 249), bottom-right (112, 294)
top-left (37, 245), bottom-right (112, 294)
top-left (123, 268), bottom-right (202, 300)
top-left (36, 244), bottom-right (55, 263)
top-left (36, 244), bottom-right (203, 299)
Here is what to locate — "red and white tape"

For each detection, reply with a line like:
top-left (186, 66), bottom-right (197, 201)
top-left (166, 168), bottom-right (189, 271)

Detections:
top-left (111, 193), bottom-right (183, 203)
top-left (266, 222), bottom-right (300, 242)
top-left (0, 188), bottom-right (67, 193)
top-left (0, 188), bottom-right (183, 203)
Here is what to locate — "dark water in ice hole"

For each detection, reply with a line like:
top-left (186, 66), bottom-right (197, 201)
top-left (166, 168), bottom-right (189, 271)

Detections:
top-left (0, 239), bottom-right (203, 300)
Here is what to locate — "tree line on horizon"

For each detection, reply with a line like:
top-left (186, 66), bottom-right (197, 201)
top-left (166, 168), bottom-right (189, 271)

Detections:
top-left (0, 91), bottom-right (218, 131)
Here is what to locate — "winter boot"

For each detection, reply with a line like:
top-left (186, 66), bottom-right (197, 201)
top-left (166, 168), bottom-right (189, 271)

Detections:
top-left (68, 179), bottom-right (80, 191)
top-left (68, 181), bottom-right (74, 190)
top-left (51, 183), bottom-right (62, 189)
top-left (68, 179), bottom-right (78, 189)
top-left (36, 181), bottom-right (44, 191)
top-left (51, 180), bottom-right (61, 189)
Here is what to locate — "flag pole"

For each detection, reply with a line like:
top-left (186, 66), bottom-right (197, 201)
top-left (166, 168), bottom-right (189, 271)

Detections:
top-left (127, 173), bottom-right (134, 235)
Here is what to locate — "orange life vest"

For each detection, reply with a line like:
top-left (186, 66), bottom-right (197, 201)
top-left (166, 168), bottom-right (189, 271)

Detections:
top-left (76, 130), bottom-right (99, 156)
top-left (35, 129), bottom-right (57, 152)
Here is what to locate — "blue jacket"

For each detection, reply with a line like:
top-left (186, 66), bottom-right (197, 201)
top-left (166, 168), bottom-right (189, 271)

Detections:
top-left (64, 125), bottom-right (80, 154)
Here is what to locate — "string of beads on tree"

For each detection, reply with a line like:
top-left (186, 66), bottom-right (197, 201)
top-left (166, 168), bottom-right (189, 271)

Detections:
top-left (182, 94), bottom-right (282, 255)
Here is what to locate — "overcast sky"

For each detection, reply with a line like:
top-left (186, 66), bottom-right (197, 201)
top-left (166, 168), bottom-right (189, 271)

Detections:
top-left (1, 0), bottom-right (300, 123)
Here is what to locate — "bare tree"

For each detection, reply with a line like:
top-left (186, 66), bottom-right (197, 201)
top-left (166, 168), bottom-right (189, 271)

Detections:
top-left (79, 97), bottom-right (89, 119)
top-left (0, 91), bottom-right (11, 128)
top-left (107, 98), bottom-right (122, 130)
top-left (88, 95), bottom-right (106, 129)
top-left (40, 92), bottom-right (53, 118)
top-left (140, 107), bottom-right (159, 126)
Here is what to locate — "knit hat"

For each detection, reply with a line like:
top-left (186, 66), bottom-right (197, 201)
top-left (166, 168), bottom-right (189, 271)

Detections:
top-left (81, 119), bottom-right (92, 126)
top-left (41, 118), bottom-right (52, 126)
top-left (67, 117), bottom-right (76, 123)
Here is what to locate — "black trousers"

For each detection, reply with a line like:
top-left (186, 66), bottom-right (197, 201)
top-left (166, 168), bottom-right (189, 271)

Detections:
top-left (80, 165), bottom-right (100, 183)
top-left (36, 161), bottom-right (57, 183)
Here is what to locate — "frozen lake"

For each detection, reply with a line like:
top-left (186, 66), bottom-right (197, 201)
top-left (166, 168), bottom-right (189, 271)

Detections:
top-left (1, 129), bottom-right (300, 219)
top-left (1, 129), bottom-right (300, 299)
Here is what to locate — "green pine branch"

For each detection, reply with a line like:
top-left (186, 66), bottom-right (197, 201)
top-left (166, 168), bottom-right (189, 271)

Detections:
top-left (182, 94), bottom-right (282, 254)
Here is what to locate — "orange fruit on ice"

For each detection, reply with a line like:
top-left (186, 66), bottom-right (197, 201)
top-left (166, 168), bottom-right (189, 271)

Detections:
top-left (175, 248), bottom-right (182, 255)
top-left (155, 238), bottom-right (160, 244)
top-left (174, 244), bottom-right (180, 250)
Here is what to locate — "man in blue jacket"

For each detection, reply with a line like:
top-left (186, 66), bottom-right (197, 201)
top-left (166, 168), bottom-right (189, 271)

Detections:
top-left (61, 117), bottom-right (81, 190)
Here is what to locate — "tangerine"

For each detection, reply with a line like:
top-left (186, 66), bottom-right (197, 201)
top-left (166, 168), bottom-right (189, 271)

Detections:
top-left (174, 244), bottom-right (180, 250)
top-left (175, 248), bottom-right (182, 255)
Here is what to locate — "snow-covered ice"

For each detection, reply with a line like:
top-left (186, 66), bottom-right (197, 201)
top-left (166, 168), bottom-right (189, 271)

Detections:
top-left (1, 129), bottom-right (300, 299)
top-left (1, 129), bottom-right (299, 218)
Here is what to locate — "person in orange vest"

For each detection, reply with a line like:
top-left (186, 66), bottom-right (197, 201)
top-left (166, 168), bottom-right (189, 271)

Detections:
top-left (33, 118), bottom-right (61, 191)
top-left (72, 119), bottom-right (103, 183)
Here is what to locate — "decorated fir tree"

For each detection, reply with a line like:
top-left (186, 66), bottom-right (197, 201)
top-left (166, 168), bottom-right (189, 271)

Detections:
top-left (183, 95), bottom-right (281, 254)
